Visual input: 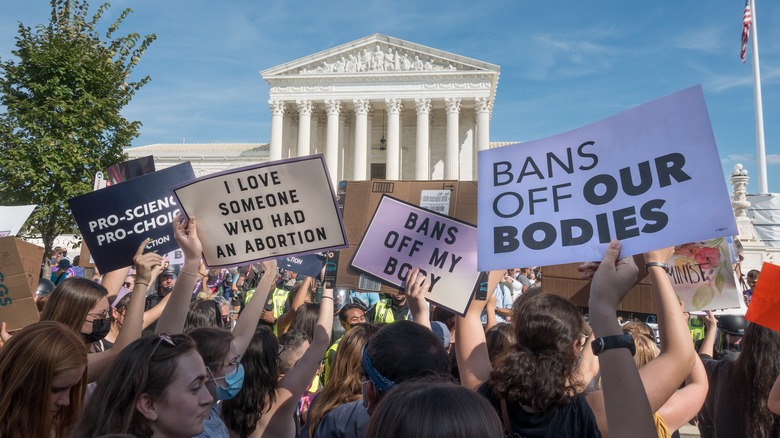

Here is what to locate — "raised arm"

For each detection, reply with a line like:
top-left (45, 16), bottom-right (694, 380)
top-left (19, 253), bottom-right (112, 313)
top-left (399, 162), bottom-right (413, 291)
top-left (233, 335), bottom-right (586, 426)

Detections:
top-left (230, 260), bottom-right (277, 356)
top-left (455, 270), bottom-right (503, 391)
top-left (406, 268), bottom-right (431, 330)
top-left (155, 214), bottom-right (203, 334)
top-left (88, 240), bottom-right (162, 381)
top-left (657, 355), bottom-right (708, 431)
top-left (276, 275), bottom-right (313, 335)
top-left (255, 281), bottom-right (334, 438)
top-left (485, 286), bottom-right (498, 331)
top-left (636, 247), bottom-right (697, 410)
top-left (698, 311), bottom-right (717, 358)
top-left (584, 240), bottom-right (655, 438)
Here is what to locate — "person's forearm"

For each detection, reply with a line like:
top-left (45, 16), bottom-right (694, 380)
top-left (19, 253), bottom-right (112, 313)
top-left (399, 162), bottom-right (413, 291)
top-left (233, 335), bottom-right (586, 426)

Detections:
top-left (648, 267), bottom-right (694, 365)
top-left (699, 325), bottom-right (717, 357)
top-left (231, 265), bottom-right (276, 354)
top-left (155, 259), bottom-right (199, 334)
top-left (769, 373), bottom-right (780, 415)
top-left (113, 272), bottom-right (149, 350)
top-left (312, 287), bottom-right (334, 351)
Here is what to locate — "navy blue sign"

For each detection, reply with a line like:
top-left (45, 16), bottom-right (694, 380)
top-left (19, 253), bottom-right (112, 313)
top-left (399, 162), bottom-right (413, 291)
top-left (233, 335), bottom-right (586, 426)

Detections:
top-left (278, 253), bottom-right (326, 279)
top-left (69, 163), bottom-right (195, 273)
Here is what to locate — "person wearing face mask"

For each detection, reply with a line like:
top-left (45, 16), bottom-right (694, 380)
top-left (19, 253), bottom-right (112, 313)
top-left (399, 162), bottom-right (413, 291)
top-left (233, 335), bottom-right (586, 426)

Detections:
top-left (146, 267), bottom-right (177, 310)
top-left (323, 303), bottom-right (367, 384)
top-left (40, 239), bottom-right (164, 383)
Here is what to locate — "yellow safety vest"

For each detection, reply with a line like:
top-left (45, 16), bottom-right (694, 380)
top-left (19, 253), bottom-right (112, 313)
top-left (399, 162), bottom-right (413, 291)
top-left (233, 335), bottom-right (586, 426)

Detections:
top-left (689, 317), bottom-right (706, 342)
top-left (373, 299), bottom-right (410, 324)
top-left (272, 288), bottom-right (289, 319)
top-left (322, 337), bottom-right (341, 385)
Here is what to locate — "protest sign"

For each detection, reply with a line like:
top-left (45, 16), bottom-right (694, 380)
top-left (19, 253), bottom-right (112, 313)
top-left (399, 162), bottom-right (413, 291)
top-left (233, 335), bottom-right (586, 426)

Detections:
top-left (0, 237), bottom-right (44, 331)
top-left (667, 238), bottom-right (742, 311)
top-left (106, 155), bottom-right (156, 185)
top-left (351, 195), bottom-right (479, 315)
top-left (478, 85), bottom-right (737, 270)
top-left (745, 262), bottom-right (780, 333)
top-left (0, 205), bottom-right (37, 237)
top-left (173, 155), bottom-right (347, 268)
top-left (69, 162), bottom-right (195, 273)
top-left (278, 253), bottom-right (326, 279)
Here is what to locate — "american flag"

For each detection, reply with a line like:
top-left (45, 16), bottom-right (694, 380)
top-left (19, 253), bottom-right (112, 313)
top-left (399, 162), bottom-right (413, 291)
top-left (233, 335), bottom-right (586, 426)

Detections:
top-left (740, 0), bottom-right (752, 63)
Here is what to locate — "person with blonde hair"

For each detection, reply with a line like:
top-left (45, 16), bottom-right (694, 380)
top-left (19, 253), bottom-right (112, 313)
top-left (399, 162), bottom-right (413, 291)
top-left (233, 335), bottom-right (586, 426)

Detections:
top-left (0, 321), bottom-right (88, 438)
top-left (304, 323), bottom-right (380, 437)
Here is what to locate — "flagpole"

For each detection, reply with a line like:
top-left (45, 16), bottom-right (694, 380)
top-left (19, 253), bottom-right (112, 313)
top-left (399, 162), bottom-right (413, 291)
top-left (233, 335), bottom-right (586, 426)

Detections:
top-left (750, 0), bottom-right (768, 194)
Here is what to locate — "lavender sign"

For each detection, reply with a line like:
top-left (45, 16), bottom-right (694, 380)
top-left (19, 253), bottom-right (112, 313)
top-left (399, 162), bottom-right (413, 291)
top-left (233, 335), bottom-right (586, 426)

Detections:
top-left (351, 196), bottom-right (479, 315)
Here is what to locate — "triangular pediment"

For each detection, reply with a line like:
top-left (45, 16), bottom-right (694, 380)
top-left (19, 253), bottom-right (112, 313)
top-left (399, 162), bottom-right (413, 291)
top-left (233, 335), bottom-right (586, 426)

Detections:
top-left (261, 34), bottom-right (499, 78)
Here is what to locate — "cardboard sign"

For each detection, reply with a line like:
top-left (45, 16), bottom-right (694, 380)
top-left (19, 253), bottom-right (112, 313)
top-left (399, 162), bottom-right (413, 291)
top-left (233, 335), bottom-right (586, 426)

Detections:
top-left (173, 155), bottom-right (347, 268)
top-left (278, 253), bottom-right (326, 279)
top-left (746, 262), bottom-right (780, 332)
top-left (0, 205), bottom-right (37, 237)
top-left (0, 237), bottom-right (44, 331)
top-left (477, 86), bottom-right (737, 270)
top-left (69, 162), bottom-right (195, 273)
top-left (351, 196), bottom-right (479, 315)
top-left (667, 238), bottom-right (742, 311)
top-left (333, 180), bottom-right (477, 295)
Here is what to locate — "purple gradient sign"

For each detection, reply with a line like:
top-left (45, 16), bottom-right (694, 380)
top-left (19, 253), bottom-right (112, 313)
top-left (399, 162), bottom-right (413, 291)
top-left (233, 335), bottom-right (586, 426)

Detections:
top-left (351, 196), bottom-right (479, 316)
top-left (478, 85), bottom-right (737, 270)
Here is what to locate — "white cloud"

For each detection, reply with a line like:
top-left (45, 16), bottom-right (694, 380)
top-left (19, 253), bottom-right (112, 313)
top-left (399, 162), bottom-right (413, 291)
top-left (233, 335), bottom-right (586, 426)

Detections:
top-left (766, 154), bottom-right (780, 165)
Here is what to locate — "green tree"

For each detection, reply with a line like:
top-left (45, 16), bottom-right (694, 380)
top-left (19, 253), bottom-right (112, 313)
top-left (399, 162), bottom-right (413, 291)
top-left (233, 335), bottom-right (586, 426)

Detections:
top-left (0, 0), bottom-right (155, 259)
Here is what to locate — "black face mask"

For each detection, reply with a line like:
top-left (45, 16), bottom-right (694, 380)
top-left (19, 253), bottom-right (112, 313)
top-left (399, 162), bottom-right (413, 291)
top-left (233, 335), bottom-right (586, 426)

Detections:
top-left (82, 317), bottom-right (111, 344)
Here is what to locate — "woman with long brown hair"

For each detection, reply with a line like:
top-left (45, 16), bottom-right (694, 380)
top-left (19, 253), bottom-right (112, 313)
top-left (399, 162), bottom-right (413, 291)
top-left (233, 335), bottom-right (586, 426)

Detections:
top-left (0, 321), bottom-right (88, 438)
top-left (304, 323), bottom-right (380, 437)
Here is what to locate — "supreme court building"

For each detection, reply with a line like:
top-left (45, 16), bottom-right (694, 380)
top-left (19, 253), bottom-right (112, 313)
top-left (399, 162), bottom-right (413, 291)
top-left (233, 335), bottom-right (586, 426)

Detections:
top-left (127, 34), bottom-right (502, 183)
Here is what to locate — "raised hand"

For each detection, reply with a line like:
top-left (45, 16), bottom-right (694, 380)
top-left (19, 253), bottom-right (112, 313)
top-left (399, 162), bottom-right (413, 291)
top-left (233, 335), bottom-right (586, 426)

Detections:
top-left (133, 239), bottom-right (164, 283)
top-left (172, 212), bottom-right (202, 262)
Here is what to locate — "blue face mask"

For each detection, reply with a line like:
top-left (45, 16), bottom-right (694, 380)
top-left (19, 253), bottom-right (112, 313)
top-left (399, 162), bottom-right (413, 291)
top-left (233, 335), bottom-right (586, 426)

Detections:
top-left (212, 364), bottom-right (245, 400)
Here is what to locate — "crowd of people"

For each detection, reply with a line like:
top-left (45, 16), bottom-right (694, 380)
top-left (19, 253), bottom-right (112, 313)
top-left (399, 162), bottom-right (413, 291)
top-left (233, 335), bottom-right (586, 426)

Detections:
top-left (1, 215), bottom-right (779, 438)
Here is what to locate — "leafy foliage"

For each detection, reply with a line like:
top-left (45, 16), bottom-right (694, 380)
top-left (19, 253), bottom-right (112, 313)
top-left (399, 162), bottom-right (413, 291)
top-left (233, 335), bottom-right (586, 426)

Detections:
top-left (0, 0), bottom-right (155, 256)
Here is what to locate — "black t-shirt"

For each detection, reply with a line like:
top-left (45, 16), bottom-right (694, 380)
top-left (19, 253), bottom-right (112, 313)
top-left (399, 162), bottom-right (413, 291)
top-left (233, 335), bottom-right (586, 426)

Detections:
top-left (478, 382), bottom-right (601, 438)
top-left (698, 355), bottom-right (742, 438)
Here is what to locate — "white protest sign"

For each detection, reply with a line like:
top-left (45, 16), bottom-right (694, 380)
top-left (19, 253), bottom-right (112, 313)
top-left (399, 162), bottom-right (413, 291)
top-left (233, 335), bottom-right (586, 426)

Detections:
top-left (173, 155), bottom-right (348, 268)
top-left (668, 238), bottom-right (743, 311)
top-left (477, 86), bottom-right (737, 270)
top-left (0, 205), bottom-right (37, 237)
top-left (351, 196), bottom-right (479, 316)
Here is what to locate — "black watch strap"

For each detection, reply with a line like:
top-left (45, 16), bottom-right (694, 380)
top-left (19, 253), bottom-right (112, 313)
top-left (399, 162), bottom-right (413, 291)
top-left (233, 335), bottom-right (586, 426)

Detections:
top-left (591, 333), bottom-right (636, 356)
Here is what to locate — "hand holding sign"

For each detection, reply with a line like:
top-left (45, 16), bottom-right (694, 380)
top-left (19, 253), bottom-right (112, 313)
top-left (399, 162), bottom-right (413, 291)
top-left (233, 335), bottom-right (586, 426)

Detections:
top-left (589, 241), bottom-right (639, 312)
top-left (406, 268), bottom-right (431, 329)
top-left (133, 239), bottom-right (164, 284)
top-left (172, 213), bottom-right (203, 262)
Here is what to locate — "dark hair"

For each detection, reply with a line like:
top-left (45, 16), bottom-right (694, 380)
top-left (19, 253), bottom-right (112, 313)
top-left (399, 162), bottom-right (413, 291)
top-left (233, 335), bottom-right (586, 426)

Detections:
top-left (188, 327), bottom-right (233, 373)
top-left (339, 303), bottom-right (367, 324)
top-left (222, 326), bottom-right (279, 437)
top-left (738, 323), bottom-right (780, 437)
top-left (366, 320), bottom-right (450, 391)
top-left (185, 299), bottom-right (223, 332)
top-left (485, 322), bottom-right (516, 364)
top-left (289, 303), bottom-right (320, 342)
top-left (511, 285), bottom-right (543, 316)
top-left (746, 269), bottom-right (760, 282)
top-left (490, 293), bottom-right (585, 413)
top-left (73, 334), bottom-right (197, 437)
top-left (364, 379), bottom-right (502, 438)
top-left (278, 329), bottom-right (309, 374)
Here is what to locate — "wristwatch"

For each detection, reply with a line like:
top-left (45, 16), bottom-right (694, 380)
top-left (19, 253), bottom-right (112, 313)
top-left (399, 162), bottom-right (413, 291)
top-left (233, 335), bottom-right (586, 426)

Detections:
top-left (591, 333), bottom-right (636, 356)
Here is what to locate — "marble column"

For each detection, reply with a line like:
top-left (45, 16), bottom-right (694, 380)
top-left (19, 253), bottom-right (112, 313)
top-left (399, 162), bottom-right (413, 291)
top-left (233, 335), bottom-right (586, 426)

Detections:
top-left (296, 100), bottom-right (313, 157)
top-left (353, 99), bottom-right (370, 180)
top-left (385, 98), bottom-right (403, 180)
top-left (475, 97), bottom-right (491, 152)
top-left (445, 97), bottom-right (461, 180)
top-left (325, 100), bottom-right (341, 185)
top-left (415, 98), bottom-right (431, 180)
top-left (269, 100), bottom-right (286, 161)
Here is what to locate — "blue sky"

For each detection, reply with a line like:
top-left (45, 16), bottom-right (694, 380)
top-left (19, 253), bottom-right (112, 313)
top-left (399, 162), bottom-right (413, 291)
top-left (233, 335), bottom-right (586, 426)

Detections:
top-left (1, 0), bottom-right (778, 193)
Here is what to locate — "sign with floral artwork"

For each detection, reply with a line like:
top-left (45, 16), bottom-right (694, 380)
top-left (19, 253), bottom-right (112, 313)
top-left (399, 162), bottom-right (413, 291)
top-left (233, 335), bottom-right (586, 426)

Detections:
top-left (667, 238), bottom-right (742, 311)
